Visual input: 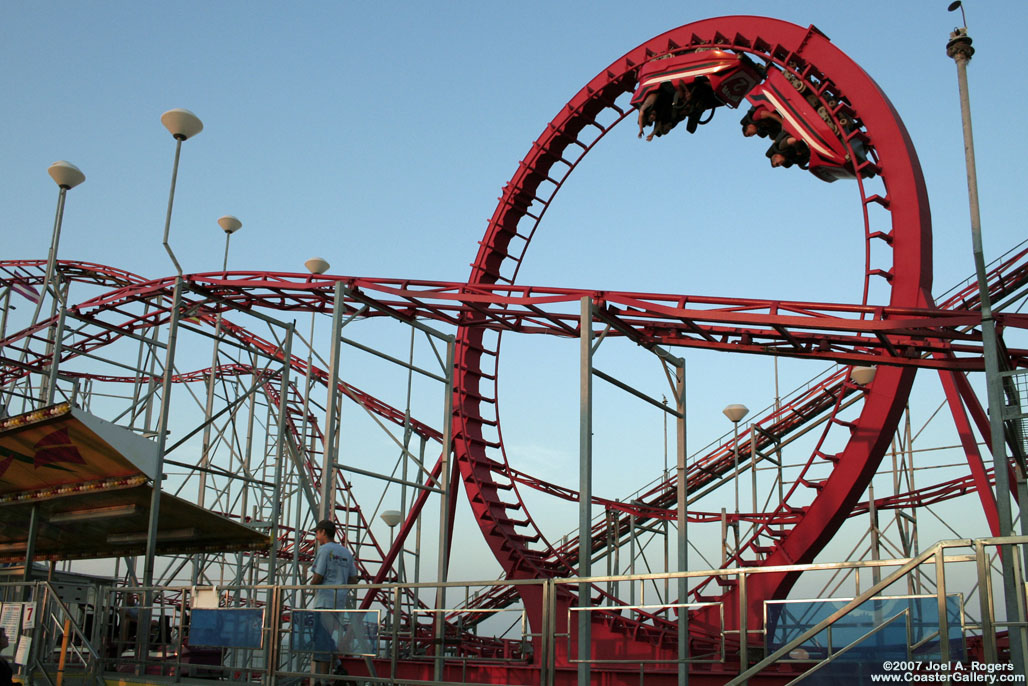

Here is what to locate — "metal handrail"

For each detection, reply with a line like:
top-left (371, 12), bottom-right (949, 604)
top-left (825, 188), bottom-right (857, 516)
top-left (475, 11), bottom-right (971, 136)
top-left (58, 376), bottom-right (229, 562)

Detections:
top-left (36, 581), bottom-right (107, 686)
top-left (725, 536), bottom-right (1028, 686)
top-left (27, 535), bottom-right (1021, 685)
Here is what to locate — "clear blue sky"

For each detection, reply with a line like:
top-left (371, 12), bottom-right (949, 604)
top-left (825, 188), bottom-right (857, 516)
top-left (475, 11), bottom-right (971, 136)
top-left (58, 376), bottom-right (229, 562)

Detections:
top-left (3, 1), bottom-right (1025, 578)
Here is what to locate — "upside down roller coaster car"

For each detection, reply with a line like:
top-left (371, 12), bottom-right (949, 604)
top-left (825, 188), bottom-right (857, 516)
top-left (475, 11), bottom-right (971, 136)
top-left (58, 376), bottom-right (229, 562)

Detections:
top-left (631, 48), bottom-right (762, 138)
top-left (744, 68), bottom-right (874, 182)
top-left (631, 30), bottom-right (875, 182)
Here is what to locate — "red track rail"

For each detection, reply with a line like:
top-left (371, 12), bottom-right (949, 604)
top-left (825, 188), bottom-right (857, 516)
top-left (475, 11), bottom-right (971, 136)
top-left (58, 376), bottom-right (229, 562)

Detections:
top-left (6, 273), bottom-right (1023, 370)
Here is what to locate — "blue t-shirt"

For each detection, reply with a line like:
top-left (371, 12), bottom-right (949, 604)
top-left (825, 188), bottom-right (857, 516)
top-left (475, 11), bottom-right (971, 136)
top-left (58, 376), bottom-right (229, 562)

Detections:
top-left (312, 541), bottom-right (356, 608)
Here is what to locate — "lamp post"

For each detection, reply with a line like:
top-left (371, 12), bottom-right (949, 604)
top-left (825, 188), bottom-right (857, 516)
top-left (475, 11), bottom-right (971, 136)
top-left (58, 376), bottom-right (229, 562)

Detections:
top-left (290, 257), bottom-right (331, 592)
top-left (302, 258), bottom-right (330, 443)
top-left (23, 162), bottom-right (82, 582)
top-left (946, 1), bottom-right (1027, 671)
top-left (198, 216), bottom-right (243, 462)
top-left (723, 404), bottom-right (748, 564)
top-left (191, 216), bottom-right (243, 587)
top-left (303, 258), bottom-right (331, 407)
top-left (381, 509), bottom-right (403, 669)
top-left (38, 161), bottom-right (85, 314)
top-left (146, 108), bottom-right (201, 595)
top-left (723, 404), bottom-right (749, 515)
top-left (159, 108), bottom-right (203, 275)
top-left (308, 258), bottom-right (344, 525)
top-left (217, 215), bottom-right (242, 272)
top-left (304, 256), bottom-right (331, 508)
top-left (381, 510), bottom-right (402, 551)
top-left (31, 162), bottom-right (85, 405)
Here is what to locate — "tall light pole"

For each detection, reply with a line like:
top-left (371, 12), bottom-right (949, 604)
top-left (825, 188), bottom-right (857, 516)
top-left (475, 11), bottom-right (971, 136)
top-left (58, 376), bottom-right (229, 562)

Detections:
top-left (32, 162), bottom-right (85, 405)
top-left (192, 215), bottom-right (243, 586)
top-left (38, 161), bottom-right (85, 314)
top-left (723, 404), bottom-right (748, 562)
top-left (159, 108), bottom-right (203, 275)
top-left (381, 509), bottom-right (403, 667)
top-left (303, 255), bottom-right (330, 511)
top-left (381, 510), bottom-right (402, 552)
top-left (145, 108), bottom-right (202, 593)
top-left (305, 257), bottom-right (341, 524)
top-left (946, 1), bottom-right (1027, 671)
top-left (723, 404), bottom-right (749, 514)
top-left (217, 215), bottom-right (242, 271)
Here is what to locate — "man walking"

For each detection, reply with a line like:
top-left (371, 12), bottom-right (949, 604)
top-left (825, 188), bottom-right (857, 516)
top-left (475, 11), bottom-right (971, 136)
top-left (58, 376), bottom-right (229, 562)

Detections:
top-left (310, 519), bottom-right (357, 684)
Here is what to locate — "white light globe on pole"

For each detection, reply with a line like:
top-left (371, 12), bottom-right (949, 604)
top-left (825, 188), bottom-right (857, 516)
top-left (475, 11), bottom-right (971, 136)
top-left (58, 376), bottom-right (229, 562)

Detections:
top-left (161, 108), bottom-right (204, 140)
top-left (216, 216), bottom-right (242, 271)
top-left (305, 257), bottom-right (330, 275)
top-left (381, 510), bottom-right (402, 528)
top-left (850, 366), bottom-right (877, 386)
top-left (722, 404), bottom-right (749, 424)
top-left (217, 215), bottom-right (242, 234)
top-left (32, 159), bottom-right (86, 367)
top-left (723, 403), bottom-right (749, 531)
top-left (159, 108), bottom-right (203, 276)
top-left (47, 161), bottom-right (85, 190)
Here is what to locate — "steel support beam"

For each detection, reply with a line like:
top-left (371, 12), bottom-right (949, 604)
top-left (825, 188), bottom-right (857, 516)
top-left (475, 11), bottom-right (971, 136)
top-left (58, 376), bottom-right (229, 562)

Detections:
top-left (320, 282), bottom-right (344, 521)
top-left (43, 304), bottom-right (67, 405)
top-left (578, 296), bottom-right (592, 686)
top-left (143, 277), bottom-right (183, 588)
top-left (434, 337), bottom-right (455, 682)
top-left (674, 357), bottom-right (689, 686)
top-left (948, 26), bottom-right (1028, 672)
top-left (267, 325), bottom-right (293, 587)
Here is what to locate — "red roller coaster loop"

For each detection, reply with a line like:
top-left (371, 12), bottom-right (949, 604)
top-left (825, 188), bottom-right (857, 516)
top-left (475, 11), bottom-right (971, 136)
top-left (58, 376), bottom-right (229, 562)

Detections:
top-left (453, 15), bottom-right (933, 657)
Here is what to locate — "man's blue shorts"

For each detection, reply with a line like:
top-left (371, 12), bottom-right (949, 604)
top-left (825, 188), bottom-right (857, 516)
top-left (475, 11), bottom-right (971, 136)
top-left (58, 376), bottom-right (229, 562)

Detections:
top-left (312, 611), bottom-right (336, 658)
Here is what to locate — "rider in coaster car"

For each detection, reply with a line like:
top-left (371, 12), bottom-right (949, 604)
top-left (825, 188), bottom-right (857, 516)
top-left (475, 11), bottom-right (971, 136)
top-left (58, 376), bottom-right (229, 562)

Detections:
top-left (765, 130), bottom-right (811, 169)
top-left (637, 78), bottom-right (719, 141)
top-left (674, 77), bottom-right (718, 134)
top-left (740, 107), bottom-right (783, 139)
top-left (637, 83), bottom-right (675, 140)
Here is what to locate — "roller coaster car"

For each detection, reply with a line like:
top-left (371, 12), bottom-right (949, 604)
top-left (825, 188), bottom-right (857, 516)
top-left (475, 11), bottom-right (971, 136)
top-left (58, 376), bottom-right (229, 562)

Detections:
top-left (745, 69), bottom-right (872, 183)
top-left (632, 49), bottom-right (761, 139)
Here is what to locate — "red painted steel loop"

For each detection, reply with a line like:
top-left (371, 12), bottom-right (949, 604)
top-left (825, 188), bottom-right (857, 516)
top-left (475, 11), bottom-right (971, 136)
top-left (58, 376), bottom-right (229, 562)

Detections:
top-left (454, 14), bottom-right (932, 649)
